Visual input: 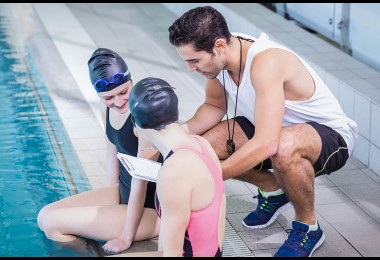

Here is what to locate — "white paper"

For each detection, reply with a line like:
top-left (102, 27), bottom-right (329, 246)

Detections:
top-left (117, 153), bottom-right (161, 182)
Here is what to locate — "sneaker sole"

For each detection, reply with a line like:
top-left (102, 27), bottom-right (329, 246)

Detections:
top-left (309, 231), bottom-right (325, 257)
top-left (241, 202), bottom-right (293, 229)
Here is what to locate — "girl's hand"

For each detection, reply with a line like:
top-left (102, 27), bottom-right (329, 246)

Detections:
top-left (102, 237), bottom-right (132, 254)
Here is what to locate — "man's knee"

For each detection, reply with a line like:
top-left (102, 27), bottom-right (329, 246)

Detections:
top-left (272, 130), bottom-right (297, 170)
top-left (201, 121), bottom-right (232, 159)
top-left (272, 124), bottom-right (322, 175)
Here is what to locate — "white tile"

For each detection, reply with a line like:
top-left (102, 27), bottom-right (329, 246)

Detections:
top-left (318, 60), bottom-right (342, 70)
top-left (324, 72), bottom-right (340, 99)
top-left (371, 103), bottom-right (380, 147)
top-left (71, 137), bottom-right (106, 151)
top-left (339, 83), bottom-right (355, 119)
top-left (312, 240), bottom-right (362, 257)
top-left (315, 174), bottom-right (336, 188)
top-left (369, 143), bottom-right (380, 176)
top-left (339, 182), bottom-right (380, 202)
top-left (224, 179), bottom-right (253, 196)
top-left (352, 134), bottom-right (369, 166)
top-left (238, 228), bottom-right (288, 251)
top-left (356, 199), bottom-right (380, 223)
top-left (87, 175), bottom-right (108, 189)
top-left (346, 78), bottom-right (377, 95)
top-left (334, 68), bottom-right (362, 81)
top-left (360, 89), bottom-right (380, 105)
top-left (226, 195), bottom-right (259, 214)
top-left (327, 169), bottom-right (374, 187)
top-left (365, 77), bottom-right (380, 89)
top-left (362, 167), bottom-right (380, 182)
top-left (349, 236), bottom-right (380, 257)
top-left (76, 149), bottom-right (107, 164)
top-left (354, 92), bottom-right (371, 140)
top-left (314, 186), bottom-right (352, 205)
top-left (317, 201), bottom-right (380, 239)
top-left (67, 127), bottom-right (104, 139)
top-left (354, 67), bottom-right (380, 79)
top-left (325, 77), bottom-right (339, 99)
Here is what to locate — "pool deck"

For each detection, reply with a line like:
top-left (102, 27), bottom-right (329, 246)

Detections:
top-left (6, 3), bottom-right (380, 257)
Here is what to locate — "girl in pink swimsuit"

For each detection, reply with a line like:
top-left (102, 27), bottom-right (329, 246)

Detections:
top-left (129, 77), bottom-right (226, 257)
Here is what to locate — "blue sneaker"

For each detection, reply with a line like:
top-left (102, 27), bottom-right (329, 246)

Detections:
top-left (242, 189), bottom-right (293, 229)
top-left (274, 220), bottom-right (325, 257)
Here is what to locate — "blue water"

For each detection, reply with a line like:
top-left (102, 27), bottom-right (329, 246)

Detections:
top-left (0, 9), bottom-right (92, 257)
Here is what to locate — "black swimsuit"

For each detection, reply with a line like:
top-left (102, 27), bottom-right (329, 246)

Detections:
top-left (105, 107), bottom-right (160, 208)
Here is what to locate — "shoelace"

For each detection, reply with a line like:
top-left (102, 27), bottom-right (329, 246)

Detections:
top-left (253, 194), bottom-right (279, 213)
top-left (284, 227), bottom-right (311, 251)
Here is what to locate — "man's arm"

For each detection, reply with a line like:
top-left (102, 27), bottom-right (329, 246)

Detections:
top-left (222, 50), bottom-right (285, 179)
top-left (183, 78), bottom-right (226, 135)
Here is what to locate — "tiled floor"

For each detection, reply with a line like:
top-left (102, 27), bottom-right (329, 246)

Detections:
top-left (6, 3), bottom-right (380, 257)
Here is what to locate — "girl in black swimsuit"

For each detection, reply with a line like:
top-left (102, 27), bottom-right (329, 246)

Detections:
top-left (37, 48), bottom-right (161, 254)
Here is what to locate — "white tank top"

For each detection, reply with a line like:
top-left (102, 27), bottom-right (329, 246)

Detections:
top-left (217, 32), bottom-right (358, 155)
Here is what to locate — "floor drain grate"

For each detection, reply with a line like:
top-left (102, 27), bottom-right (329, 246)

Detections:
top-left (222, 219), bottom-right (254, 257)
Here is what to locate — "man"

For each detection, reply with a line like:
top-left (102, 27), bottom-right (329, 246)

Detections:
top-left (168, 5), bottom-right (358, 257)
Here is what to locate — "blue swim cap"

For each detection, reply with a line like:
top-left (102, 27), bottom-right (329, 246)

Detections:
top-left (129, 77), bottom-right (178, 130)
top-left (88, 48), bottom-right (132, 92)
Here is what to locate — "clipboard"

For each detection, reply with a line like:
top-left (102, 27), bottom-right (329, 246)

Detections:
top-left (117, 152), bottom-right (161, 182)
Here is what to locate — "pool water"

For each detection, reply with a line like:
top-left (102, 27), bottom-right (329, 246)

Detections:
top-left (0, 8), bottom-right (93, 257)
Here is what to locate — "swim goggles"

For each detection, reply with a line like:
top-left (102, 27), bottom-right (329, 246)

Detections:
top-left (93, 70), bottom-right (131, 92)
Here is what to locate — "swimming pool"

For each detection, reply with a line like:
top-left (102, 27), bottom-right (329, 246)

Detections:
top-left (0, 7), bottom-right (93, 257)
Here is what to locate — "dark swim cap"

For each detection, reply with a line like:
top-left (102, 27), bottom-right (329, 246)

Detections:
top-left (88, 48), bottom-right (132, 92)
top-left (129, 77), bottom-right (179, 130)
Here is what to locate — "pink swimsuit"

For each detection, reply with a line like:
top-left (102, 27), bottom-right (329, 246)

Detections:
top-left (155, 135), bottom-right (224, 257)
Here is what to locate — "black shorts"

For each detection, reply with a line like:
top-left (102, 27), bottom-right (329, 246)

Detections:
top-left (306, 121), bottom-right (349, 177)
top-left (234, 116), bottom-right (349, 177)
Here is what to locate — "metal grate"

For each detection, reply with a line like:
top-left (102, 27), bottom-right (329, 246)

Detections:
top-left (222, 219), bottom-right (254, 257)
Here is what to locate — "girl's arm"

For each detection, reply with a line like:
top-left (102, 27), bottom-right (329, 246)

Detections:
top-left (157, 160), bottom-right (192, 257)
top-left (102, 134), bottom-right (159, 253)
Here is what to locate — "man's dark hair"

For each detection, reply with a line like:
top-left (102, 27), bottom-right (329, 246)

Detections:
top-left (168, 6), bottom-right (232, 54)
